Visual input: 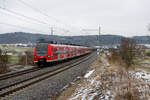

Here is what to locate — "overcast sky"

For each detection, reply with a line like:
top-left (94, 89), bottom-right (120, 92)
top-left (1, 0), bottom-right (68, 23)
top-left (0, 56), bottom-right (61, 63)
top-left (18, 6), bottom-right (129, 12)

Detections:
top-left (0, 0), bottom-right (150, 36)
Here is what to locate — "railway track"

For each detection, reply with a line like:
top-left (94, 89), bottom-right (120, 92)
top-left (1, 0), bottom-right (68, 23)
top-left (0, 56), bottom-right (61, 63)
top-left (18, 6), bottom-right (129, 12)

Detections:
top-left (0, 54), bottom-right (89, 90)
top-left (0, 53), bottom-right (94, 98)
top-left (0, 54), bottom-right (88, 81)
top-left (0, 67), bottom-right (40, 81)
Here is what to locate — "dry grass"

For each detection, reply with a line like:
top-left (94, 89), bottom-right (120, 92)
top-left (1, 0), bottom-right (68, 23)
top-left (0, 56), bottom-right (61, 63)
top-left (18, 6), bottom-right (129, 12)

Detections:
top-left (115, 89), bottom-right (140, 100)
top-left (104, 54), bottom-right (150, 100)
top-left (97, 64), bottom-right (150, 100)
top-left (57, 54), bottom-right (150, 100)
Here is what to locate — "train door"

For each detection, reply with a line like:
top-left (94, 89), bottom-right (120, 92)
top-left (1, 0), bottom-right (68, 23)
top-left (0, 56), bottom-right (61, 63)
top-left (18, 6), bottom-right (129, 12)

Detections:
top-left (59, 47), bottom-right (62, 59)
top-left (57, 47), bottom-right (61, 60)
top-left (74, 48), bottom-right (76, 56)
top-left (68, 47), bottom-right (70, 57)
top-left (70, 47), bottom-right (72, 57)
top-left (64, 46), bottom-right (67, 59)
top-left (71, 47), bottom-right (73, 57)
top-left (51, 46), bottom-right (54, 60)
top-left (66, 47), bottom-right (69, 57)
top-left (73, 47), bottom-right (76, 56)
top-left (53, 46), bottom-right (57, 60)
top-left (60, 47), bottom-right (64, 59)
top-left (47, 44), bottom-right (51, 61)
top-left (72, 47), bottom-right (74, 56)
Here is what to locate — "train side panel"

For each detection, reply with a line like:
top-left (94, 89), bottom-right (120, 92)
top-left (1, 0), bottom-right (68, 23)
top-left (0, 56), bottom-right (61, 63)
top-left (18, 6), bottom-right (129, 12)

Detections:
top-left (34, 43), bottom-right (91, 67)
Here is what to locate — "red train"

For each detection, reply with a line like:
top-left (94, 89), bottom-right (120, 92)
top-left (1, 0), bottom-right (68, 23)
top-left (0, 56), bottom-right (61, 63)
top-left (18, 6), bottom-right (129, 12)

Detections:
top-left (34, 43), bottom-right (91, 67)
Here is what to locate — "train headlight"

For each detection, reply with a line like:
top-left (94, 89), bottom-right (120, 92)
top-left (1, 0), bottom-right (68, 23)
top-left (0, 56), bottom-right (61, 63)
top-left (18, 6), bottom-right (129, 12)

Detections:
top-left (48, 56), bottom-right (50, 58)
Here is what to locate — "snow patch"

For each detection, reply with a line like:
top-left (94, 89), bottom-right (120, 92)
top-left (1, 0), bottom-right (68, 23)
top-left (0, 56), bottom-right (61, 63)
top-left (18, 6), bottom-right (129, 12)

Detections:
top-left (131, 69), bottom-right (150, 83)
top-left (88, 92), bottom-right (98, 100)
top-left (60, 84), bottom-right (69, 92)
top-left (90, 79), bottom-right (95, 85)
top-left (69, 88), bottom-right (98, 100)
top-left (84, 69), bottom-right (95, 78)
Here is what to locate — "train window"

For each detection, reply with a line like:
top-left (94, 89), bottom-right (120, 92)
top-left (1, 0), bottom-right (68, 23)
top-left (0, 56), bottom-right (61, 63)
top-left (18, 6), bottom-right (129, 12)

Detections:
top-left (36, 43), bottom-right (48, 56)
top-left (63, 48), bottom-right (67, 54)
top-left (56, 47), bottom-right (61, 54)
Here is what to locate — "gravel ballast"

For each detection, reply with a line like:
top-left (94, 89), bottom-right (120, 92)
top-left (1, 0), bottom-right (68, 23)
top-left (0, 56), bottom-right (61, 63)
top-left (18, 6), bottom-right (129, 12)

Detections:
top-left (0, 55), bottom-right (87, 90)
top-left (8, 53), bottom-right (97, 100)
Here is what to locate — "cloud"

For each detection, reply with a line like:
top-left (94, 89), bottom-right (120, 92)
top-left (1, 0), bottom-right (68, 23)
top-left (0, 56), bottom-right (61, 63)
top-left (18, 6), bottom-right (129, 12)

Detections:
top-left (0, 0), bottom-right (150, 36)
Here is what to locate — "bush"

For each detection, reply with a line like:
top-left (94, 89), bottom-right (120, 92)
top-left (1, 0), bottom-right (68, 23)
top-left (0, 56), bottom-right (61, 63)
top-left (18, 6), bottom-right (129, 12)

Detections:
top-left (0, 49), bottom-right (9, 74)
top-left (120, 38), bottom-right (136, 69)
top-left (146, 52), bottom-right (150, 56)
top-left (18, 50), bottom-right (34, 65)
top-left (108, 38), bottom-right (136, 69)
top-left (18, 55), bottom-right (26, 65)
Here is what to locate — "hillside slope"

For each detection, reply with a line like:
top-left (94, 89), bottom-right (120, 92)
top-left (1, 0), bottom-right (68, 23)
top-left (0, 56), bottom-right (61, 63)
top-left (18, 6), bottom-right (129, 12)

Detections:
top-left (0, 32), bottom-right (149, 46)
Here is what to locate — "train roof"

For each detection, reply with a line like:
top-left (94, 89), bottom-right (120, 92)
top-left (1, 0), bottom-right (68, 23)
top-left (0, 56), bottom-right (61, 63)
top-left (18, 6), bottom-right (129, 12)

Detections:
top-left (50, 44), bottom-right (86, 48)
top-left (36, 42), bottom-right (88, 48)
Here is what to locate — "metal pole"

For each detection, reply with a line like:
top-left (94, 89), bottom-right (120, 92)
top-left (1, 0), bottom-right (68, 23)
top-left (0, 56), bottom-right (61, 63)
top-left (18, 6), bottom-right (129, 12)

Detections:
top-left (99, 26), bottom-right (101, 48)
top-left (50, 27), bottom-right (53, 42)
top-left (51, 27), bottom-right (53, 35)
top-left (26, 54), bottom-right (27, 65)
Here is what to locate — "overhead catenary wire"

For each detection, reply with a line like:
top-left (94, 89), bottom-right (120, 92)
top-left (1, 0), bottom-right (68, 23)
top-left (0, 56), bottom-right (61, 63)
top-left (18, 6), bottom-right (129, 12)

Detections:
top-left (17, 0), bottom-right (76, 30)
top-left (0, 0), bottom-right (79, 35)
top-left (0, 6), bottom-right (69, 34)
top-left (17, 0), bottom-right (60, 23)
top-left (0, 22), bottom-right (48, 33)
top-left (0, 6), bottom-right (49, 26)
top-left (0, 9), bottom-right (49, 27)
top-left (0, 6), bottom-right (73, 35)
top-left (0, 9), bottom-right (68, 33)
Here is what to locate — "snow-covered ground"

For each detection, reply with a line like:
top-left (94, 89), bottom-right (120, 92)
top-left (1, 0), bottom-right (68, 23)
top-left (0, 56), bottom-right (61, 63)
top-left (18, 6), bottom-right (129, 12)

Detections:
top-left (131, 69), bottom-right (150, 82)
top-left (68, 56), bottom-right (150, 100)
top-left (84, 69), bottom-right (95, 78)
top-left (69, 56), bottom-right (114, 100)
top-left (129, 69), bottom-right (150, 100)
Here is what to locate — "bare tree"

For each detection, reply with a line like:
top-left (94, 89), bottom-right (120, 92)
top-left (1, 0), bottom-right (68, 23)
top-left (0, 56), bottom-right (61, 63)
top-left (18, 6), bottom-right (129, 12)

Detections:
top-left (120, 38), bottom-right (136, 69)
top-left (0, 49), bottom-right (8, 73)
top-left (147, 23), bottom-right (150, 43)
top-left (108, 38), bottom-right (136, 69)
top-left (18, 50), bottom-right (34, 65)
top-left (25, 50), bottom-right (34, 65)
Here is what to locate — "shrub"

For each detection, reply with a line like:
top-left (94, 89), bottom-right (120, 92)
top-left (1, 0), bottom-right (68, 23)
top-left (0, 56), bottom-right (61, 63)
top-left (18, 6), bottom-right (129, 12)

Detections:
top-left (18, 50), bottom-right (34, 65)
top-left (108, 38), bottom-right (136, 69)
top-left (0, 49), bottom-right (9, 74)
top-left (120, 38), bottom-right (136, 69)
top-left (146, 52), bottom-right (150, 56)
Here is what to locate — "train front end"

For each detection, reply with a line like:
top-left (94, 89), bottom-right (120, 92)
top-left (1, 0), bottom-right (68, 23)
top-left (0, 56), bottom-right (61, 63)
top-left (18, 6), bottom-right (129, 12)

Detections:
top-left (34, 43), bottom-right (49, 67)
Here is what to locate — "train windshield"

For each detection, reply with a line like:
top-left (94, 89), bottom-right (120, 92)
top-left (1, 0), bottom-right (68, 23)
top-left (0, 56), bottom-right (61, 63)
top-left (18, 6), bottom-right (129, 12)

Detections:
top-left (36, 43), bottom-right (48, 56)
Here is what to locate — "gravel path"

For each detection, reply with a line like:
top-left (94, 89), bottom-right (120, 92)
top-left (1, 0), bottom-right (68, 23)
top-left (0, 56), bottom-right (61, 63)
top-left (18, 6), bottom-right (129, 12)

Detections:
top-left (8, 53), bottom-right (97, 100)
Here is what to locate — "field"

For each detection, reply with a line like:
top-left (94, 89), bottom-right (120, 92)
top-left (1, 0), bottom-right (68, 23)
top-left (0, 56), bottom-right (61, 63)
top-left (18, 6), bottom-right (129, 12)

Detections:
top-left (7, 47), bottom-right (33, 52)
top-left (0, 45), bottom-right (33, 64)
top-left (8, 55), bottom-right (19, 64)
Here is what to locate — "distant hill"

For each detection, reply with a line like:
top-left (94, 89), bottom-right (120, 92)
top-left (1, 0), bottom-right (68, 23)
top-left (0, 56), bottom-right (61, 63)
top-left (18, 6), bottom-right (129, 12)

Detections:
top-left (0, 32), bottom-right (149, 46)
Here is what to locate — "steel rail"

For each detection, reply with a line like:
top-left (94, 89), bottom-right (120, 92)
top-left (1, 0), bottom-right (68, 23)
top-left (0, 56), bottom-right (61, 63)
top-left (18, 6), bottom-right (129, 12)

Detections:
top-left (0, 53), bottom-right (94, 98)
